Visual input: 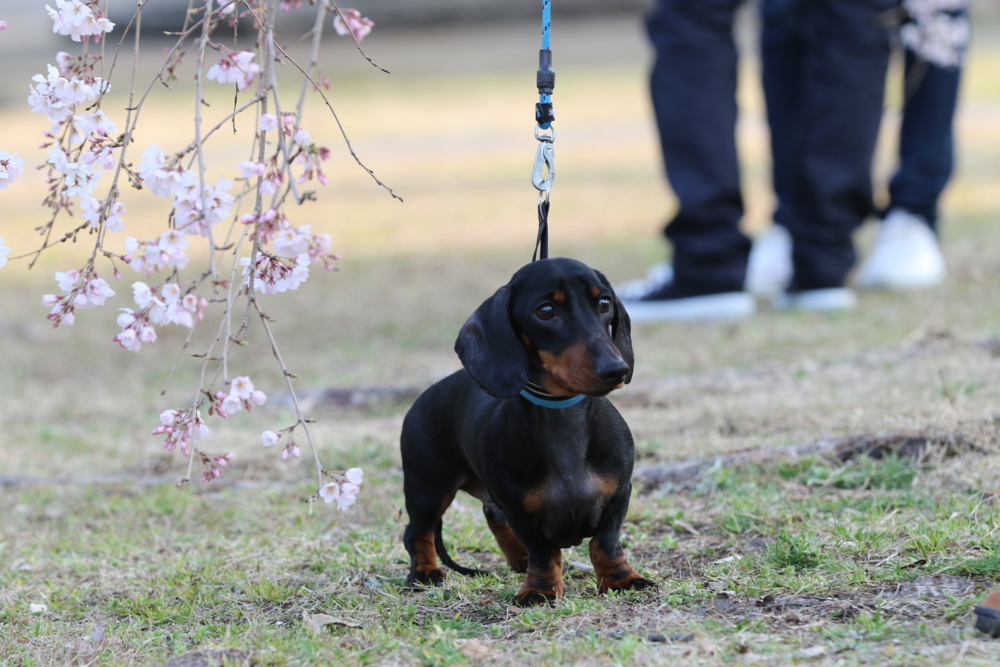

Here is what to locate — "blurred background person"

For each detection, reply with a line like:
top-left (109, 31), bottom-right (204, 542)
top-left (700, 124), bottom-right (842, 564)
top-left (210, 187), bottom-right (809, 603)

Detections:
top-left (621, 0), bottom-right (897, 321)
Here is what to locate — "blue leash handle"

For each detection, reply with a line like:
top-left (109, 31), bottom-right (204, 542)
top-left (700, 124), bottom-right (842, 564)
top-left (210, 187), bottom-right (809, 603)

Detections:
top-left (536, 0), bottom-right (554, 129)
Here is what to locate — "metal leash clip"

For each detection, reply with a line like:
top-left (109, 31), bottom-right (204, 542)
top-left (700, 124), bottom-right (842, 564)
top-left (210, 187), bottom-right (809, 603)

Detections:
top-left (532, 130), bottom-right (555, 194)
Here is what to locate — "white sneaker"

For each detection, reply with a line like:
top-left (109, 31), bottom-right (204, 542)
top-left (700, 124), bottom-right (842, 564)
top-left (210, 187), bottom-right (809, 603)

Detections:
top-left (616, 263), bottom-right (755, 322)
top-left (855, 209), bottom-right (946, 290)
top-left (745, 224), bottom-right (793, 297)
top-left (615, 262), bottom-right (673, 300)
top-left (624, 291), bottom-right (756, 323)
top-left (773, 287), bottom-right (857, 312)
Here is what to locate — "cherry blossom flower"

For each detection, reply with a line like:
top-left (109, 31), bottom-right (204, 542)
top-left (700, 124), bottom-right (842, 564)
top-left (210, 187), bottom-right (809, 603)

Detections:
top-left (124, 235), bottom-right (189, 274)
top-left (205, 0), bottom-right (235, 18)
top-left (29, 63), bottom-right (105, 123)
top-left (43, 267), bottom-right (115, 327)
top-left (137, 145), bottom-right (194, 198)
top-left (239, 161), bottom-right (266, 179)
top-left (280, 0), bottom-right (303, 11)
top-left (46, 0), bottom-right (115, 42)
top-left (152, 408), bottom-right (209, 455)
top-left (345, 468), bottom-right (364, 485)
top-left (333, 9), bottom-right (374, 42)
top-left (0, 21), bottom-right (7, 30)
top-left (241, 253), bottom-right (311, 295)
top-left (0, 151), bottom-right (24, 190)
top-left (319, 482), bottom-right (341, 504)
top-left (281, 441), bottom-right (300, 460)
top-left (173, 177), bottom-right (234, 236)
top-left (0, 238), bottom-right (10, 269)
top-left (81, 197), bottom-right (125, 232)
top-left (199, 451), bottom-right (234, 481)
top-left (206, 49), bottom-right (260, 91)
top-left (261, 430), bottom-right (280, 447)
top-left (259, 113), bottom-right (278, 131)
top-left (73, 109), bottom-right (117, 140)
top-left (293, 128), bottom-right (311, 147)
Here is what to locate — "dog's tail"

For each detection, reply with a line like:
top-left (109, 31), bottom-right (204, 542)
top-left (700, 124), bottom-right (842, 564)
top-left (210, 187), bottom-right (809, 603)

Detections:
top-left (434, 520), bottom-right (487, 577)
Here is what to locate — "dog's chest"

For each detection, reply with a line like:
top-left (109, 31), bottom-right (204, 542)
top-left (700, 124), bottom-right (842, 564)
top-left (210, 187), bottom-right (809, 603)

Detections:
top-left (521, 468), bottom-right (618, 547)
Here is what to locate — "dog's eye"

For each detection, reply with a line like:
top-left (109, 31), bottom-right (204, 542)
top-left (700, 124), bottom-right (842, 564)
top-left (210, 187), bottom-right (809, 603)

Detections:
top-left (535, 304), bottom-right (556, 321)
top-left (598, 297), bottom-right (613, 314)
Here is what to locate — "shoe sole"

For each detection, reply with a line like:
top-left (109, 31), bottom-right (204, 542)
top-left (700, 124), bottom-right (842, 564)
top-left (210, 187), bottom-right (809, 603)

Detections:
top-left (623, 292), bottom-right (756, 323)
top-left (773, 288), bottom-right (856, 312)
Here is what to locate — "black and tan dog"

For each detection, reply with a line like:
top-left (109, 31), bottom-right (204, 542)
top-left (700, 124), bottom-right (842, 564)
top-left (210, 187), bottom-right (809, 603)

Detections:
top-left (400, 257), bottom-right (655, 605)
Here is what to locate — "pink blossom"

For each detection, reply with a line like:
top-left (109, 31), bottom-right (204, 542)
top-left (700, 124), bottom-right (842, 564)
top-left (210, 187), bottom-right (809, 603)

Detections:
top-left (206, 49), bottom-right (260, 92)
top-left (230, 376), bottom-right (255, 399)
top-left (73, 109), bottom-right (117, 140)
top-left (239, 161), bottom-right (266, 179)
top-left (319, 482), bottom-right (341, 504)
top-left (0, 21), bottom-right (7, 30)
top-left (0, 151), bottom-right (25, 190)
top-left (281, 441), bottom-right (300, 460)
top-left (280, 0), bottom-right (303, 11)
top-left (261, 430), bottom-right (280, 447)
top-left (293, 128), bottom-right (311, 147)
top-left (55, 269), bottom-right (80, 291)
top-left (138, 145), bottom-right (189, 197)
top-left (333, 9), bottom-right (374, 42)
top-left (152, 408), bottom-right (209, 455)
top-left (46, 0), bottom-right (114, 42)
top-left (250, 390), bottom-right (267, 406)
top-left (173, 177), bottom-right (234, 237)
top-left (221, 393), bottom-right (242, 415)
top-left (114, 327), bottom-right (140, 352)
top-left (345, 468), bottom-right (364, 485)
top-left (338, 481), bottom-right (360, 510)
top-left (29, 64), bottom-right (106, 123)
top-left (0, 238), bottom-right (10, 269)
top-left (240, 253), bottom-right (311, 296)
top-left (259, 113), bottom-right (278, 131)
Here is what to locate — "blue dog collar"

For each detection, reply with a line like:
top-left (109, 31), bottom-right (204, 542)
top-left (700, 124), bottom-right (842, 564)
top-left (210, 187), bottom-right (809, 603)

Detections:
top-left (519, 389), bottom-right (586, 409)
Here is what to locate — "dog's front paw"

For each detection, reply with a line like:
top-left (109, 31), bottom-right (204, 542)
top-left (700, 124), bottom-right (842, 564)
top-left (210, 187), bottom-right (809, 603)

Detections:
top-left (406, 568), bottom-right (445, 589)
top-left (514, 584), bottom-right (560, 606)
top-left (601, 573), bottom-right (657, 594)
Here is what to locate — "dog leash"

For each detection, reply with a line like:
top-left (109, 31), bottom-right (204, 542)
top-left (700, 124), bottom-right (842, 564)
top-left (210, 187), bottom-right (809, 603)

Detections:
top-left (531, 0), bottom-right (555, 262)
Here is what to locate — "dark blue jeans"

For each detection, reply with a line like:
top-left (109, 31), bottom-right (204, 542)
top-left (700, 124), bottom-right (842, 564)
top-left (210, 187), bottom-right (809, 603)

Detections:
top-left (648, 0), bottom-right (894, 292)
top-left (889, 50), bottom-right (962, 231)
top-left (766, 1), bottom-right (964, 235)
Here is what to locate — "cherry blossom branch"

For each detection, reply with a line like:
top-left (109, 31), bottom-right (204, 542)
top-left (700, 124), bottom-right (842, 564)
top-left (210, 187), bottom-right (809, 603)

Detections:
top-left (7, 0), bottom-right (369, 502)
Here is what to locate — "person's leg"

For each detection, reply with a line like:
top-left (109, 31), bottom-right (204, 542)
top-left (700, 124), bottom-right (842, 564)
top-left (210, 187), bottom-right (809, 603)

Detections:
top-left (782, 0), bottom-right (894, 291)
top-left (888, 51), bottom-right (963, 232)
top-left (646, 0), bottom-right (749, 298)
top-left (761, 0), bottom-right (806, 230)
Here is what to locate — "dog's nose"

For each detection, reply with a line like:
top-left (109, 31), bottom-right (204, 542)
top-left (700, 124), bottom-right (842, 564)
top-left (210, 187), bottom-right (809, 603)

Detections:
top-left (596, 357), bottom-right (629, 386)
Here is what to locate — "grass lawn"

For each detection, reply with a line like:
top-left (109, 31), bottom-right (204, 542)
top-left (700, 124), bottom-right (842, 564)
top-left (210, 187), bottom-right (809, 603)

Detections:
top-left (2, 11), bottom-right (1000, 667)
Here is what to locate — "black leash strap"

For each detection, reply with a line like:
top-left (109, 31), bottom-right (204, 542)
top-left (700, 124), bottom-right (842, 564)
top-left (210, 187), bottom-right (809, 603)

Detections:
top-left (533, 198), bottom-right (549, 261)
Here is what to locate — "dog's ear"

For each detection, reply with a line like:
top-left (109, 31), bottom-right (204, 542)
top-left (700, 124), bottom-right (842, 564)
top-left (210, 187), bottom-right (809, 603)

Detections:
top-left (595, 270), bottom-right (634, 384)
top-left (454, 285), bottom-right (529, 398)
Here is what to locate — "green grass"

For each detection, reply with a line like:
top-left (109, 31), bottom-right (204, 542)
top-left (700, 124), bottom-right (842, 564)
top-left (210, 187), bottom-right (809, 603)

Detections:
top-left (5, 453), bottom-right (1000, 666)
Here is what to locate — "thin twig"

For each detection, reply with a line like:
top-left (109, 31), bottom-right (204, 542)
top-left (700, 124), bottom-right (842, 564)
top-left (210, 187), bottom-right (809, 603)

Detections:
top-left (274, 42), bottom-right (403, 202)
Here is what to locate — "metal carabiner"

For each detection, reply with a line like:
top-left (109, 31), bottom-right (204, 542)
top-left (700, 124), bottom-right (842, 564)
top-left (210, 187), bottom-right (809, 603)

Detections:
top-left (532, 139), bottom-right (555, 192)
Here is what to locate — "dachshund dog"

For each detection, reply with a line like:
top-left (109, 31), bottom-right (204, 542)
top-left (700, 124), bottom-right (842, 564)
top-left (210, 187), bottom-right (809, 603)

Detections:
top-left (400, 257), bottom-right (655, 605)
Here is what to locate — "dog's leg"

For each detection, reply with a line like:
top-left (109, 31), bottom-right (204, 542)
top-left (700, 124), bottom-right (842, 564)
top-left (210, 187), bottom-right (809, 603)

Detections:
top-left (403, 489), bottom-right (457, 587)
top-left (588, 485), bottom-right (657, 594)
top-left (483, 505), bottom-right (528, 573)
top-left (513, 546), bottom-right (564, 606)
